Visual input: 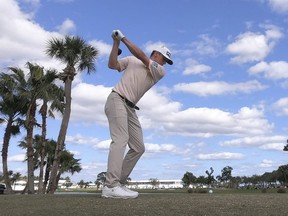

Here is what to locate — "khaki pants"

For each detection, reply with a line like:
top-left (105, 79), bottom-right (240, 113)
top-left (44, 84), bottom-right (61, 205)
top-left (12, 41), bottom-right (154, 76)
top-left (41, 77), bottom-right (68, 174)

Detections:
top-left (104, 91), bottom-right (145, 187)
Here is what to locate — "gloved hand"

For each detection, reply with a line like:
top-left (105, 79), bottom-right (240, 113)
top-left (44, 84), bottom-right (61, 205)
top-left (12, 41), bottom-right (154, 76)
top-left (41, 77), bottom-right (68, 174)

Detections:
top-left (112, 30), bottom-right (125, 40)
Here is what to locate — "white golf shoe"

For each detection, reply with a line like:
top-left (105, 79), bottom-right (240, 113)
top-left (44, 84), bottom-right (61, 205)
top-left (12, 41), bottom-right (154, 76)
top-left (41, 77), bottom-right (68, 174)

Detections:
top-left (121, 185), bottom-right (139, 197)
top-left (101, 186), bottom-right (138, 199)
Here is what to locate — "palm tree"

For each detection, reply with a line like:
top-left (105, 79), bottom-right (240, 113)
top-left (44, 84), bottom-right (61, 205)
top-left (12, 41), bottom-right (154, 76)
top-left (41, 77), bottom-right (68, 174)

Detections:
top-left (10, 62), bottom-right (62, 194)
top-left (42, 139), bottom-right (81, 193)
top-left (0, 72), bottom-right (28, 193)
top-left (19, 136), bottom-right (81, 193)
top-left (45, 35), bottom-right (98, 193)
top-left (56, 150), bottom-right (82, 185)
top-left (43, 139), bottom-right (57, 192)
top-left (37, 68), bottom-right (65, 194)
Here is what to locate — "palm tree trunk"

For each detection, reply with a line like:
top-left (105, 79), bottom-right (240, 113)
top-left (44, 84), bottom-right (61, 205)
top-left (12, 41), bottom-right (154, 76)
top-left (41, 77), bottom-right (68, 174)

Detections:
top-left (26, 103), bottom-right (37, 194)
top-left (38, 102), bottom-right (47, 194)
top-left (1, 118), bottom-right (13, 193)
top-left (43, 162), bottom-right (50, 193)
top-left (47, 78), bottom-right (72, 194)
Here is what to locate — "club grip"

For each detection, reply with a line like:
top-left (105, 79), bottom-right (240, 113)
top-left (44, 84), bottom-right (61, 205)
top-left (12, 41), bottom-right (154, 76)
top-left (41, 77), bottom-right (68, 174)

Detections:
top-left (118, 48), bottom-right (122, 56)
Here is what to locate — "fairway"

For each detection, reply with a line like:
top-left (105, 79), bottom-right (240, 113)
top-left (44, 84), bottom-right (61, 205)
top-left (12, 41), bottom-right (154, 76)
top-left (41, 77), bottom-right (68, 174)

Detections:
top-left (0, 191), bottom-right (287, 216)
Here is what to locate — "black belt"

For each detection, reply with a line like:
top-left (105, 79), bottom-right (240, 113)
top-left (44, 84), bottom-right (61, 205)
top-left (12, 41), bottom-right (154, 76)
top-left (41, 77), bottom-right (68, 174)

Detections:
top-left (112, 90), bottom-right (140, 110)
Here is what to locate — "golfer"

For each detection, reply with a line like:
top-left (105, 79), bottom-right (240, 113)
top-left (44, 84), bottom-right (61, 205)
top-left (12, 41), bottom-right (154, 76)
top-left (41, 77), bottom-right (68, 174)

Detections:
top-left (102, 29), bottom-right (173, 199)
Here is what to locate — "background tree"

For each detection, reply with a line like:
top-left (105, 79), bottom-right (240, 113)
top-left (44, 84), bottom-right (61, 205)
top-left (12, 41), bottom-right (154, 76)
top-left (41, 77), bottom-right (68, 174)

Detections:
top-left (182, 171), bottom-right (196, 188)
top-left (96, 172), bottom-right (106, 190)
top-left (19, 135), bottom-right (44, 194)
top-left (13, 62), bottom-right (61, 194)
top-left (77, 179), bottom-right (86, 189)
top-left (216, 166), bottom-right (233, 188)
top-left (56, 150), bottom-right (82, 186)
top-left (45, 35), bottom-right (98, 193)
top-left (205, 167), bottom-right (215, 187)
top-left (277, 165), bottom-right (288, 187)
top-left (62, 176), bottom-right (73, 189)
top-left (196, 175), bottom-right (207, 187)
top-left (283, 139), bottom-right (288, 151)
top-left (37, 69), bottom-right (64, 194)
top-left (43, 139), bottom-right (57, 192)
top-left (10, 172), bottom-right (22, 186)
top-left (0, 72), bottom-right (28, 193)
top-left (19, 136), bottom-right (80, 193)
top-left (149, 178), bottom-right (159, 189)
top-left (230, 176), bottom-right (242, 189)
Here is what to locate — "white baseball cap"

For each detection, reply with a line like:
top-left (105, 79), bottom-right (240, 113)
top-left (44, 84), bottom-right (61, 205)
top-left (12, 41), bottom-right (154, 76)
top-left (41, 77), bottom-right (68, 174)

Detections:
top-left (153, 46), bottom-right (173, 65)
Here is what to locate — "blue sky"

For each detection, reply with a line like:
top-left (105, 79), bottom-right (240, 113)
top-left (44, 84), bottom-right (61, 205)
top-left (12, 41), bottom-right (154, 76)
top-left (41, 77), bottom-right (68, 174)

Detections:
top-left (1, 0), bottom-right (288, 183)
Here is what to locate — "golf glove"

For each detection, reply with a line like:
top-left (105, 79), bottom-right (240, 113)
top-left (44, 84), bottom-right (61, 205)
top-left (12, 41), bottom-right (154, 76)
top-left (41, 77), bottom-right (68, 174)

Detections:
top-left (113, 30), bottom-right (125, 40)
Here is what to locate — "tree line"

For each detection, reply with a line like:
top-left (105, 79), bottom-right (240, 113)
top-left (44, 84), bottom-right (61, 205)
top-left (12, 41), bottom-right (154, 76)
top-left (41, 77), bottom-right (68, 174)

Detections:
top-left (83, 162), bottom-right (288, 190)
top-left (182, 164), bottom-right (288, 189)
top-left (0, 35), bottom-right (99, 194)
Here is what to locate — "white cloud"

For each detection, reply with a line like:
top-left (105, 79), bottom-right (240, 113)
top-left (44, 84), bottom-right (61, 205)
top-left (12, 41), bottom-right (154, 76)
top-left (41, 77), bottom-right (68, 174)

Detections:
top-left (89, 40), bottom-right (112, 58)
top-left (8, 154), bottom-right (26, 162)
top-left (220, 135), bottom-right (286, 150)
top-left (226, 25), bottom-right (283, 64)
top-left (248, 61), bottom-right (288, 80)
top-left (145, 143), bottom-right (189, 155)
top-left (66, 134), bottom-right (99, 145)
top-left (92, 139), bottom-right (189, 155)
top-left (173, 80), bottom-right (266, 96)
top-left (267, 0), bottom-right (288, 14)
top-left (258, 159), bottom-right (274, 168)
top-left (196, 152), bottom-right (244, 160)
top-left (260, 143), bottom-right (285, 151)
top-left (272, 97), bottom-right (288, 115)
top-left (94, 140), bottom-right (110, 150)
top-left (145, 143), bottom-right (176, 153)
top-left (183, 58), bottom-right (211, 75)
top-left (68, 150), bottom-right (81, 156)
top-left (70, 83), bottom-right (272, 138)
top-left (159, 106), bottom-right (272, 137)
top-left (144, 41), bottom-right (174, 56)
top-left (189, 34), bottom-right (222, 56)
top-left (226, 33), bottom-right (268, 63)
top-left (57, 18), bottom-right (76, 35)
top-left (71, 83), bottom-right (111, 125)
top-left (0, 0), bottom-right (62, 69)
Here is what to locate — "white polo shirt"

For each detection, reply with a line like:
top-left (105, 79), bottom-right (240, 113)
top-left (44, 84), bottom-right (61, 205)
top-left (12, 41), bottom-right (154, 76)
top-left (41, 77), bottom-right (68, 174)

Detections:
top-left (113, 56), bottom-right (166, 104)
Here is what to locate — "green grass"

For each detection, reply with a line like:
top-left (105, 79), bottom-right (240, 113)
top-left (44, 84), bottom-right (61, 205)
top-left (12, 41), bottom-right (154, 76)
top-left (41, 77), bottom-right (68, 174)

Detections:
top-left (57, 187), bottom-right (285, 194)
top-left (1, 189), bottom-right (287, 216)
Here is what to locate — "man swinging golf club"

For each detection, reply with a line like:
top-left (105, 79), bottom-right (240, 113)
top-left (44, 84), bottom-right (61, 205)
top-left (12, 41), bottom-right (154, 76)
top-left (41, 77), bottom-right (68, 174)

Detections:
top-left (102, 29), bottom-right (173, 199)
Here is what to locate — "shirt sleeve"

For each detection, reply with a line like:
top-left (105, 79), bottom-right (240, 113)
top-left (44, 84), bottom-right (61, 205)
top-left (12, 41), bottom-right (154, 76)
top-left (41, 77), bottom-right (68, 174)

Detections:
top-left (118, 57), bottom-right (129, 72)
top-left (148, 60), bottom-right (166, 82)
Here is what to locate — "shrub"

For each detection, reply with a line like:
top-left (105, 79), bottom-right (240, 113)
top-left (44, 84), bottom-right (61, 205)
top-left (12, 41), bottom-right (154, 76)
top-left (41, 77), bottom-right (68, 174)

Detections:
top-left (197, 189), bottom-right (208, 193)
top-left (261, 188), bottom-right (267, 193)
top-left (187, 188), bottom-right (208, 193)
top-left (277, 188), bottom-right (286, 193)
top-left (187, 188), bottom-right (193, 193)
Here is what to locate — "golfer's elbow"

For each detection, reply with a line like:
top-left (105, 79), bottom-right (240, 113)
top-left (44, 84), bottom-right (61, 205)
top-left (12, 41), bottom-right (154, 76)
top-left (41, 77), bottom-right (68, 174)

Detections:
top-left (108, 62), bottom-right (114, 69)
top-left (108, 62), bottom-right (121, 71)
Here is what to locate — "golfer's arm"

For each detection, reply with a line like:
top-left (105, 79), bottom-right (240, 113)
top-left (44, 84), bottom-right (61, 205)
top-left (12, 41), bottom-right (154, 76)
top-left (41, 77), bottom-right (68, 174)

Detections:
top-left (108, 41), bottom-right (121, 71)
top-left (122, 37), bottom-right (150, 67)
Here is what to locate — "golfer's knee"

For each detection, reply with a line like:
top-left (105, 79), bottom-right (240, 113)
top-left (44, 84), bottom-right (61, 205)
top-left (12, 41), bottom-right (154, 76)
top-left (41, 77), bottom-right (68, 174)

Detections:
top-left (138, 145), bottom-right (145, 155)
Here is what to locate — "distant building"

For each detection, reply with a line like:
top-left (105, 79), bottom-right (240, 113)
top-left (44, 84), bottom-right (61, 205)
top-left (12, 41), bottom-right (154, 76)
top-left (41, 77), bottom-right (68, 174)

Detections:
top-left (128, 179), bottom-right (183, 189)
top-left (12, 179), bottom-right (69, 191)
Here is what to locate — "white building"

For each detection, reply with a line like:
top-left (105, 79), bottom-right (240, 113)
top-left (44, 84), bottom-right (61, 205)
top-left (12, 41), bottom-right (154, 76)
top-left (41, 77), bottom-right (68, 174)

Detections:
top-left (128, 179), bottom-right (183, 189)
